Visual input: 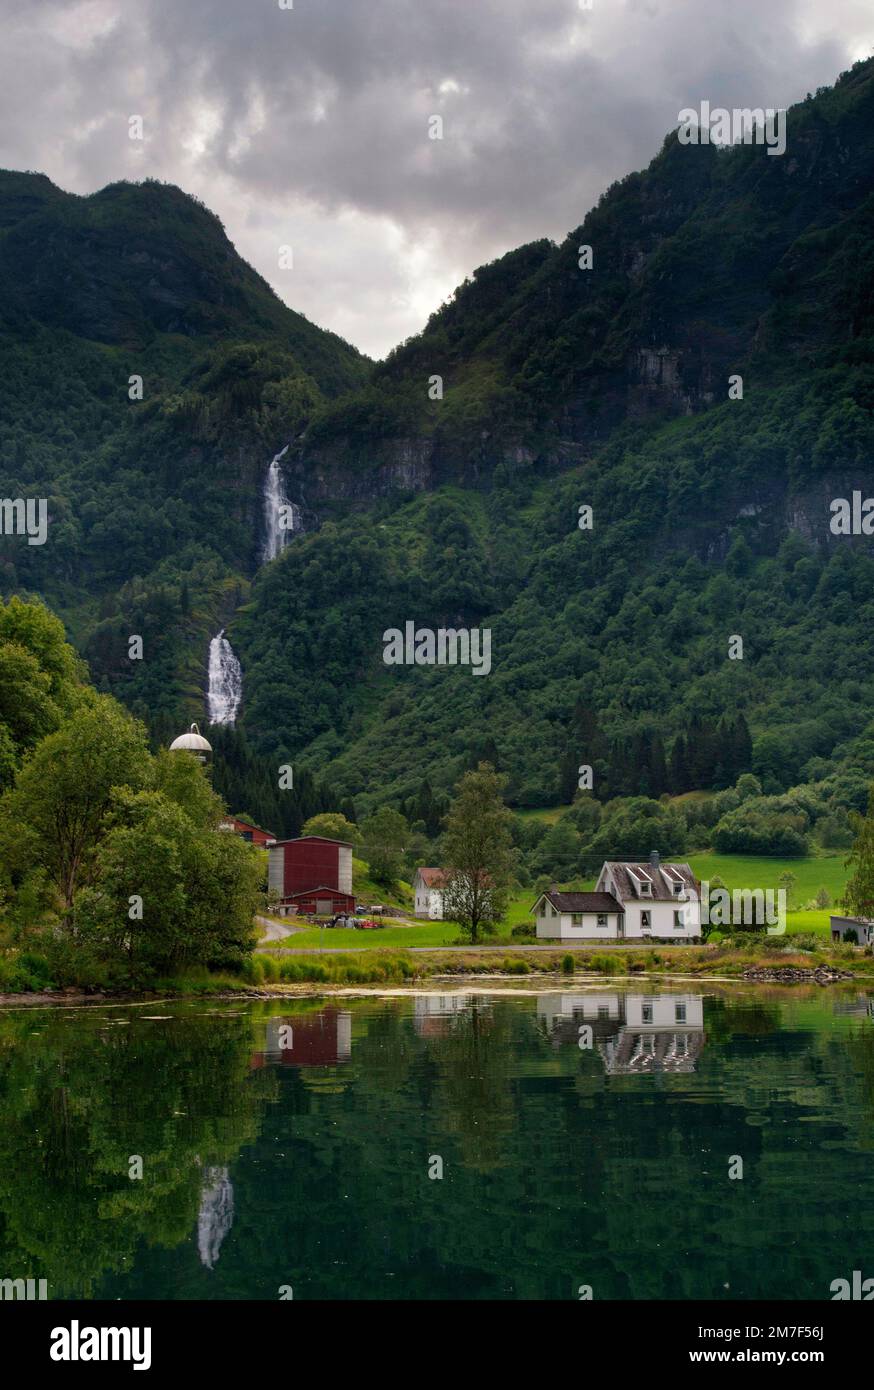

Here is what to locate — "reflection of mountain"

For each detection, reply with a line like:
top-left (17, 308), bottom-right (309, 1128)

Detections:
top-left (250, 1010), bottom-right (353, 1069)
top-left (538, 993), bottom-right (706, 1073)
top-left (197, 1167), bottom-right (234, 1271)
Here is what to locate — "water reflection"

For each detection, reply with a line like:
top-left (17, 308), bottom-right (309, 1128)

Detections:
top-left (253, 1009), bottom-right (353, 1066)
top-left (197, 1167), bottom-right (234, 1270)
top-left (538, 992), bottom-right (706, 1073)
top-left (1, 988), bottom-right (873, 1301)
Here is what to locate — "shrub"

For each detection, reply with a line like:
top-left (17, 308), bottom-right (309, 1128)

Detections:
top-left (562, 953), bottom-right (575, 974)
top-left (590, 952), bottom-right (622, 975)
top-left (511, 924), bottom-right (536, 941)
top-left (242, 956), bottom-right (265, 984)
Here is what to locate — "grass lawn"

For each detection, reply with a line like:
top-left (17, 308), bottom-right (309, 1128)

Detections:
top-left (687, 852), bottom-right (847, 905)
top-left (786, 910), bottom-right (831, 936)
top-left (264, 921), bottom-right (468, 950)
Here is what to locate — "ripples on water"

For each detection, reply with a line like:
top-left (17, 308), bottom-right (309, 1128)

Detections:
top-left (1, 987), bottom-right (872, 1300)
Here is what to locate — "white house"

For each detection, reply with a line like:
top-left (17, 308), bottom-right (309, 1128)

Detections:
top-left (532, 889), bottom-right (625, 940)
top-left (532, 852), bottom-right (701, 941)
top-left (595, 853), bottom-right (701, 939)
top-left (414, 868), bottom-right (446, 919)
top-left (830, 914), bottom-right (874, 945)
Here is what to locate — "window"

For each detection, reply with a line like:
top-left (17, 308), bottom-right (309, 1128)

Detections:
top-left (572, 913), bottom-right (583, 925)
top-left (672, 880), bottom-right (684, 895)
top-left (675, 1003), bottom-right (687, 1023)
top-left (642, 1003), bottom-right (654, 1023)
top-left (641, 911), bottom-right (651, 930)
top-left (597, 914), bottom-right (608, 928)
top-left (639, 880), bottom-right (652, 895)
top-left (674, 911), bottom-right (684, 929)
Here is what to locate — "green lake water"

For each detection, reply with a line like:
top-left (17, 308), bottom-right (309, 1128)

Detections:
top-left (1, 986), bottom-right (872, 1301)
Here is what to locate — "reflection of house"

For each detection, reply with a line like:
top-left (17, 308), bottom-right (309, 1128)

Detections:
top-left (254, 1010), bottom-right (353, 1066)
top-left (412, 993), bottom-right (473, 1037)
top-left (832, 994), bottom-right (874, 1017)
top-left (219, 816), bottom-right (276, 847)
top-left (830, 914), bottom-right (874, 946)
top-left (538, 992), bottom-right (706, 1073)
top-left (532, 853), bottom-right (700, 940)
top-left (267, 836), bottom-right (355, 917)
top-left (414, 868), bottom-right (446, 919)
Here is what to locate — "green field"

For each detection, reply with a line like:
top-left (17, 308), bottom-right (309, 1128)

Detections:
top-left (263, 920), bottom-right (466, 950)
top-left (687, 852), bottom-right (847, 906)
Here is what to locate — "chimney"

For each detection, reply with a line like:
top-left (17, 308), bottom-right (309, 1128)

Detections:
top-left (649, 851), bottom-right (660, 870)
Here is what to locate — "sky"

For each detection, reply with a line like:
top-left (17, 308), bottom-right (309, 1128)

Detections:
top-left (0, 0), bottom-right (872, 359)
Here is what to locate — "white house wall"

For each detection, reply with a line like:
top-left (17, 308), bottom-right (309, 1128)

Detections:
top-left (535, 905), bottom-right (622, 940)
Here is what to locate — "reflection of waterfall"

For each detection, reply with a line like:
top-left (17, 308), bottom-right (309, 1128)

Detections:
top-left (262, 445), bottom-right (302, 563)
top-left (207, 629), bottom-right (242, 726)
top-left (197, 1166), bottom-right (234, 1270)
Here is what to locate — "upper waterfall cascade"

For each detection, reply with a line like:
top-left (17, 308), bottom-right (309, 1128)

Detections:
top-left (262, 444), bottom-right (302, 564)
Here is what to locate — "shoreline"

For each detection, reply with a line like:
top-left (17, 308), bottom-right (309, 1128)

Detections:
top-left (1, 965), bottom-right (871, 1010)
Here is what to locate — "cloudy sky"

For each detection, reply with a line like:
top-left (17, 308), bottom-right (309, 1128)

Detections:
top-left (1, 0), bottom-right (872, 358)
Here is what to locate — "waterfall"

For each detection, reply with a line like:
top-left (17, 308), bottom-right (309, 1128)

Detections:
top-left (262, 444), bottom-right (302, 563)
top-left (197, 1166), bottom-right (234, 1270)
top-left (207, 629), bottom-right (242, 726)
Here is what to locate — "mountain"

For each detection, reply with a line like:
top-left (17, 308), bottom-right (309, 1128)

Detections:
top-left (2, 58), bottom-right (874, 828)
top-left (0, 170), bottom-right (367, 717)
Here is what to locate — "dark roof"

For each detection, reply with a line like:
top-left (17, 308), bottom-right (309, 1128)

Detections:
top-left (601, 861), bottom-right (699, 902)
top-left (532, 891), bottom-right (623, 914)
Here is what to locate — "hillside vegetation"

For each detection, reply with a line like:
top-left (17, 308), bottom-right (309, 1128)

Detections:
top-left (1, 61), bottom-right (874, 855)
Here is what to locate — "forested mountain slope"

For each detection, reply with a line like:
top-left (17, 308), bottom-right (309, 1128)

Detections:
top-left (2, 59), bottom-right (874, 822)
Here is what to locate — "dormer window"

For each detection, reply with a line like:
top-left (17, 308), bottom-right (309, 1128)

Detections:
top-left (639, 880), bottom-right (652, 895)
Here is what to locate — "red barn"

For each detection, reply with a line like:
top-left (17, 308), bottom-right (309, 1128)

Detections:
top-left (219, 817), bottom-right (276, 847)
top-left (267, 835), bottom-right (355, 916)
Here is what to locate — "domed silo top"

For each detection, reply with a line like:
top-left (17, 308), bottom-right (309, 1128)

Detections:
top-left (170, 722), bottom-right (213, 754)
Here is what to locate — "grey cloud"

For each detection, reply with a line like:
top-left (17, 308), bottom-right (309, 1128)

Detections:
top-left (0, 0), bottom-right (870, 355)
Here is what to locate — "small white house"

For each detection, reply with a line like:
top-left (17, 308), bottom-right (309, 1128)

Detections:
top-left (414, 868), bottom-right (446, 919)
top-left (532, 853), bottom-right (701, 941)
top-left (532, 889), bottom-right (625, 940)
top-left (830, 914), bottom-right (874, 945)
